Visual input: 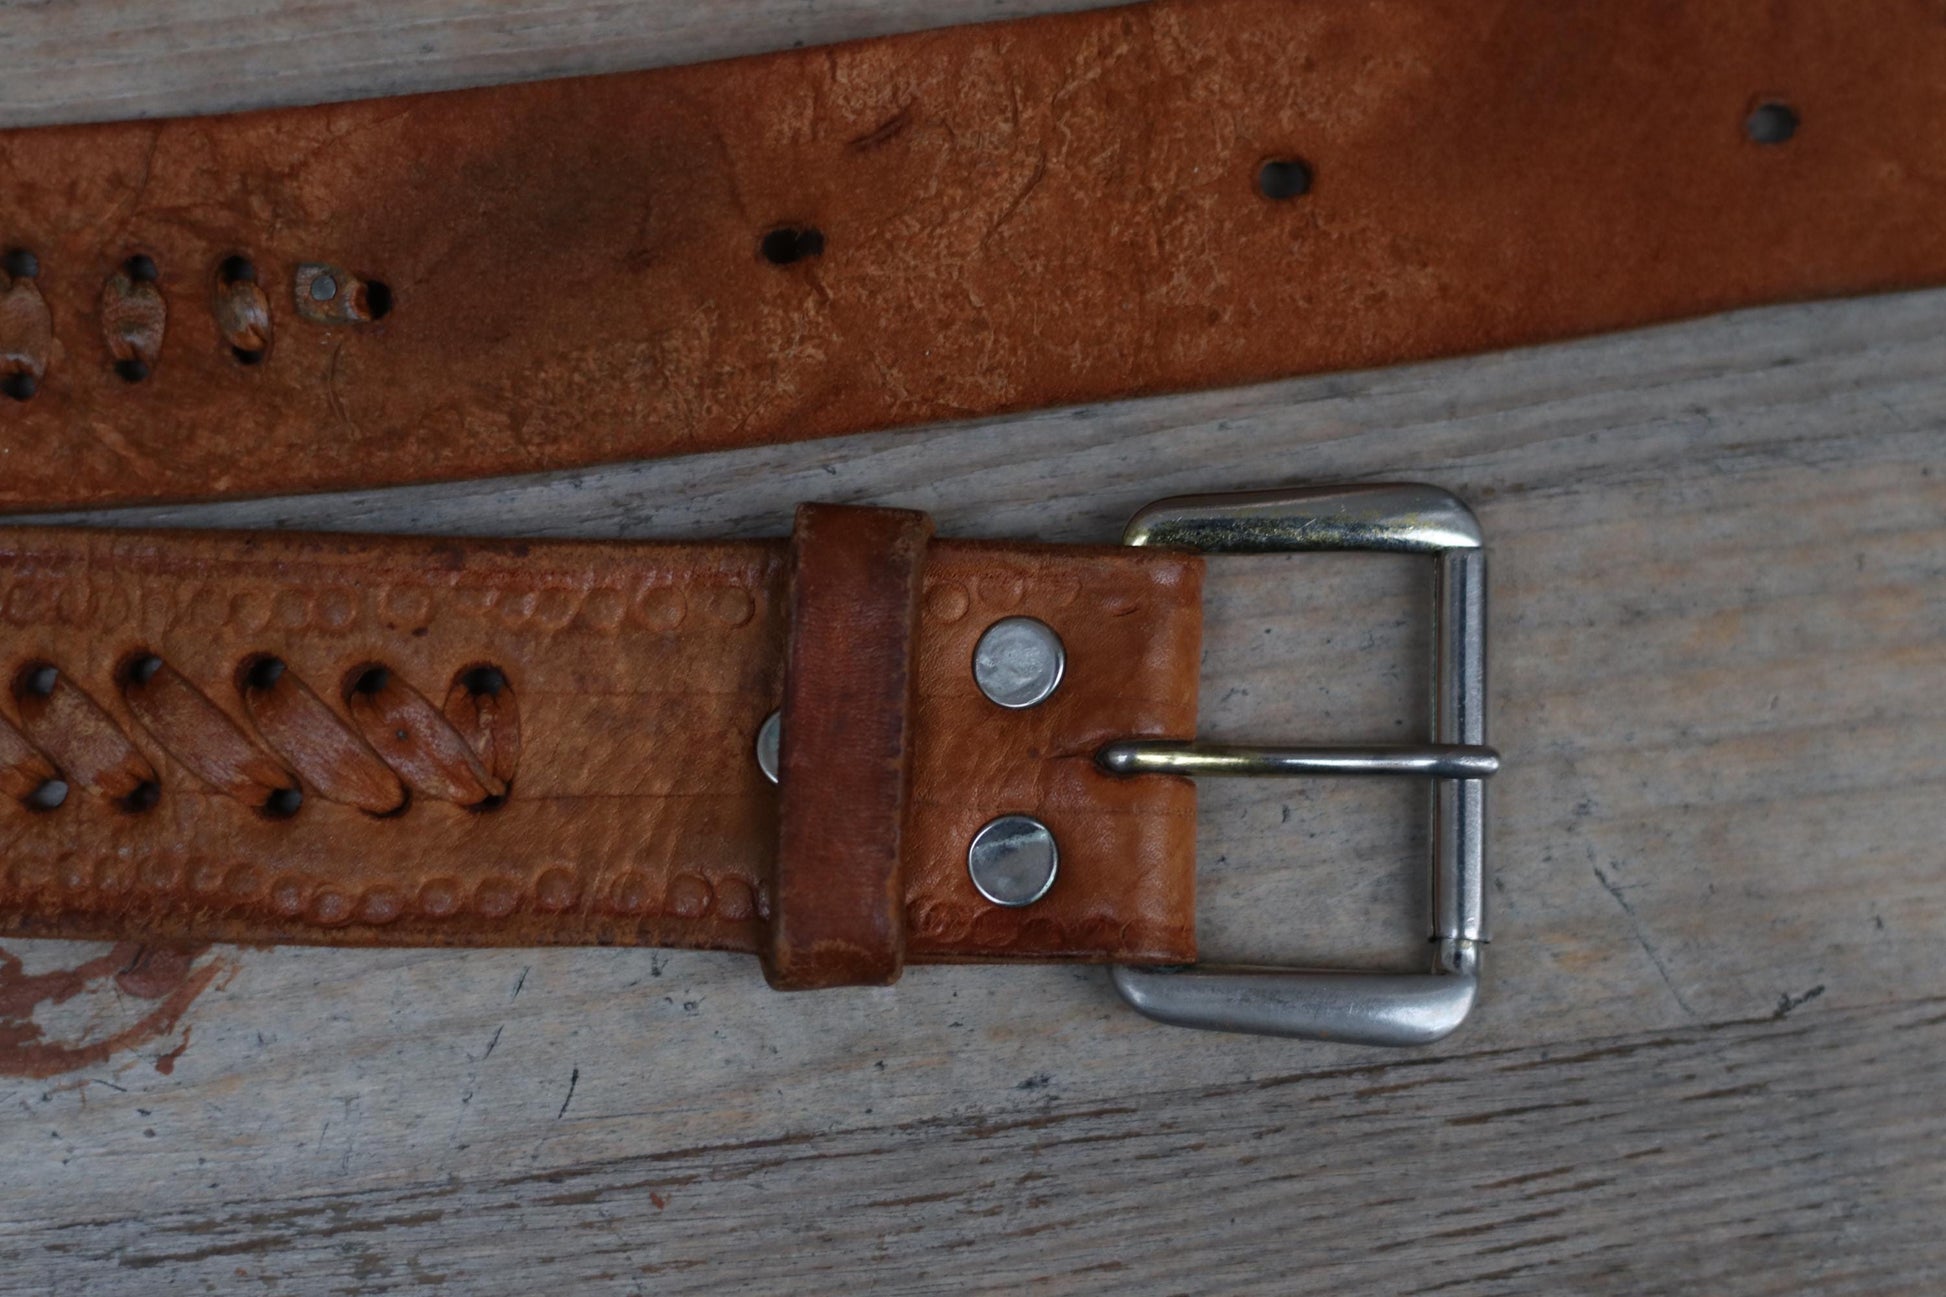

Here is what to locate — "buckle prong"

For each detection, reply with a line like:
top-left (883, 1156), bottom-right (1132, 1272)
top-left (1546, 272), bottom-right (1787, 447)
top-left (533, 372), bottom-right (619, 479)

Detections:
top-left (1097, 740), bottom-right (1499, 780)
top-left (1103, 483), bottom-right (1493, 1046)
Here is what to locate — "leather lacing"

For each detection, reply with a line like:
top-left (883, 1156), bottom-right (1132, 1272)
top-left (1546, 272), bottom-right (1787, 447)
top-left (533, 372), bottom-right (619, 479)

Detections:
top-left (1, 656), bottom-right (519, 817)
top-left (0, 247), bottom-right (385, 391)
top-left (213, 255), bottom-right (272, 364)
top-left (101, 255), bottom-right (167, 383)
top-left (0, 248), bottom-right (50, 401)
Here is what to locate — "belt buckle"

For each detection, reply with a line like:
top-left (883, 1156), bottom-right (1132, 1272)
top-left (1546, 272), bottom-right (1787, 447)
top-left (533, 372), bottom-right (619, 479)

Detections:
top-left (1100, 483), bottom-right (1494, 1044)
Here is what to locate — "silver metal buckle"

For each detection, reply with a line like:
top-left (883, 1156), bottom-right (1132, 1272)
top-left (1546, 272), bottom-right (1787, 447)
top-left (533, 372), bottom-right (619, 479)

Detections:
top-left (1100, 483), bottom-right (1493, 1045)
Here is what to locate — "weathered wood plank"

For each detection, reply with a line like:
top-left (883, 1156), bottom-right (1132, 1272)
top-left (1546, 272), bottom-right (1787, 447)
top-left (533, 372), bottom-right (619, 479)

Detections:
top-left (5, 996), bottom-right (1942, 1292)
top-left (0, 0), bottom-right (1107, 128)
top-left (0, 0), bottom-right (1942, 1292)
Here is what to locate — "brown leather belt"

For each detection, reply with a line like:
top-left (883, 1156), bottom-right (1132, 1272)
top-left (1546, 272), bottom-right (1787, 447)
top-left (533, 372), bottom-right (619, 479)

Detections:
top-left (1, 0), bottom-right (1918, 1036)
top-left (0, 506), bottom-right (1203, 987)
top-left (2, 0), bottom-right (1943, 511)
top-left (0, 482), bottom-right (1500, 1044)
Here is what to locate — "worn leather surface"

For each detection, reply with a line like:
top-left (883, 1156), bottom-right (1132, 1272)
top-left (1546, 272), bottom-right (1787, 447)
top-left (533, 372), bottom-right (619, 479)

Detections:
top-left (768, 504), bottom-right (931, 989)
top-left (0, 518), bottom-right (1203, 969)
top-left (2, 0), bottom-right (1942, 510)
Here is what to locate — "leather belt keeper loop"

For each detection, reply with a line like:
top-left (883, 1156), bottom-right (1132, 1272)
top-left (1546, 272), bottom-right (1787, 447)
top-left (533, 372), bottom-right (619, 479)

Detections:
top-left (766, 504), bottom-right (932, 990)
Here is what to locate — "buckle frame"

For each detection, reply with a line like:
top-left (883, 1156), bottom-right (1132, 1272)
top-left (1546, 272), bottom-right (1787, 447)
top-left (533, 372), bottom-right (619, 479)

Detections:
top-left (1101, 483), bottom-right (1493, 1045)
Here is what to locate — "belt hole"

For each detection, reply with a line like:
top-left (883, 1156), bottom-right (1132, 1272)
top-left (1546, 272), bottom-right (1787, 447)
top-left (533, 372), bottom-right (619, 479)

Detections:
top-left (218, 255), bottom-right (256, 284)
top-left (760, 226), bottom-right (824, 266)
top-left (123, 254), bottom-right (159, 284)
top-left (114, 358), bottom-right (151, 384)
top-left (348, 665), bottom-right (390, 699)
top-left (1, 373), bottom-right (36, 402)
top-left (122, 653), bottom-right (164, 686)
top-left (120, 779), bottom-right (161, 814)
top-left (17, 663), bottom-right (58, 699)
top-left (261, 785), bottom-right (303, 819)
top-left (293, 263), bottom-right (391, 324)
top-left (241, 655), bottom-right (285, 691)
top-left (1257, 158), bottom-right (1313, 201)
top-left (460, 665), bottom-right (506, 697)
top-left (25, 779), bottom-right (67, 812)
top-left (1745, 101), bottom-right (1798, 145)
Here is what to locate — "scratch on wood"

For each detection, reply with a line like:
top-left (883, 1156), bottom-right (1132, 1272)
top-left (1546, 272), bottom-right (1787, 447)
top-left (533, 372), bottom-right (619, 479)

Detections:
top-left (1593, 865), bottom-right (1698, 1018)
top-left (557, 1067), bottom-right (579, 1119)
top-left (1772, 985), bottom-right (1826, 1019)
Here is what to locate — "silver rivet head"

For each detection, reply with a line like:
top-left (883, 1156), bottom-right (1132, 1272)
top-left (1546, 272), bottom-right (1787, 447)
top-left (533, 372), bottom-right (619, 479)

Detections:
top-left (755, 710), bottom-right (781, 784)
top-left (309, 273), bottom-right (339, 302)
top-left (967, 814), bottom-right (1058, 907)
top-left (972, 617), bottom-right (1065, 709)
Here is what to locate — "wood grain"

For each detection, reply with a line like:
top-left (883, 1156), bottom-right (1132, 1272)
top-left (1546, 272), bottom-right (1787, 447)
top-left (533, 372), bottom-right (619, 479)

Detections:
top-left (1, 1), bottom-right (1943, 1293)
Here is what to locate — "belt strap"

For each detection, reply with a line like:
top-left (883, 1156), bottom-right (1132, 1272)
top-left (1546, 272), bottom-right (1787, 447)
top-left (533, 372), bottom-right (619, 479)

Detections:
top-left (2, 0), bottom-right (1942, 510)
top-left (0, 509), bottom-right (1203, 983)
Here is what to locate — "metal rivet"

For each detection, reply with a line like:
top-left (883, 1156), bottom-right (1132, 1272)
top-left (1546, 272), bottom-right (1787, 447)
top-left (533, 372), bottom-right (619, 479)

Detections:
top-left (967, 814), bottom-right (1058, 907)
top-left (309, 274), bottom-right (338, 302)
top-left (972, 617), bottom-right (1065, 709)
top-left (756, 710), bottom-right (781, 784)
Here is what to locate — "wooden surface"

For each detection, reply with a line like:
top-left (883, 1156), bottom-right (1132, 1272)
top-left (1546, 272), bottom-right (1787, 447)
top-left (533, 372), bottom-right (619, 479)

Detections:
top-left (2, 2), bottom-right (1943, 1293)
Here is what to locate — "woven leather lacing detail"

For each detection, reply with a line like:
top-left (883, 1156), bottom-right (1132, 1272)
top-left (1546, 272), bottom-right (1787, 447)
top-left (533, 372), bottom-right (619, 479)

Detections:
top-left (0, 256), bottom-right (51, 400)
top-left (100, 257), bottom-right (167, 382)
top-left (213, 256), bottom-right (273, 363)
top-left (2, 656), bottom-right (519, 817)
